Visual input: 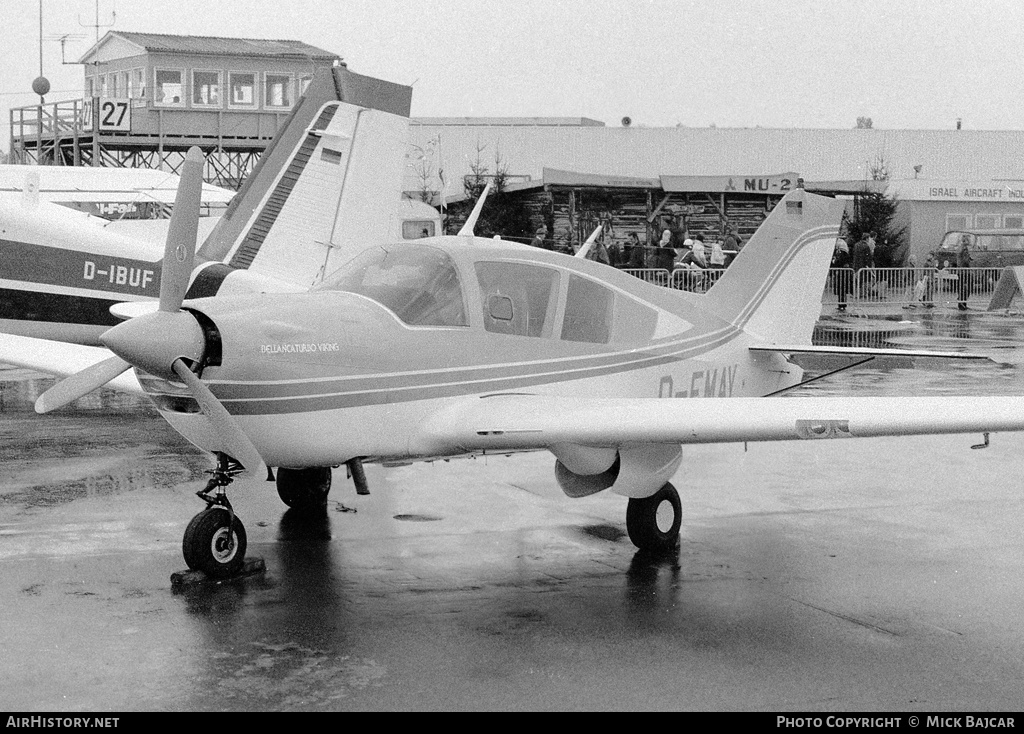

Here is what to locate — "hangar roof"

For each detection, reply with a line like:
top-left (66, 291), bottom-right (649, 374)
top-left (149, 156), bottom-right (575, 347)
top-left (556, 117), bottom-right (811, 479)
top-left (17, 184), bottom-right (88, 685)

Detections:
top-left (408, 122), bottom-right (1024, 192)
top-left (79, 31), bottom-right (340, 63)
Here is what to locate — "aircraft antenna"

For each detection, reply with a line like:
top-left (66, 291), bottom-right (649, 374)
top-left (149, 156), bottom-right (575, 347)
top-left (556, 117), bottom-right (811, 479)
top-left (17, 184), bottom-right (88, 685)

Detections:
top-left (457, 181), bottom-right (492, 236)
top-left (574, 225), bottom-right (604, 259)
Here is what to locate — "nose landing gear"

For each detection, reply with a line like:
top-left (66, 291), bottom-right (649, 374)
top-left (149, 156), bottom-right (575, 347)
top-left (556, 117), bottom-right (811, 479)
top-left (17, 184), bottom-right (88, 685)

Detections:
top-left (182, 453), bottom-right (249, 578)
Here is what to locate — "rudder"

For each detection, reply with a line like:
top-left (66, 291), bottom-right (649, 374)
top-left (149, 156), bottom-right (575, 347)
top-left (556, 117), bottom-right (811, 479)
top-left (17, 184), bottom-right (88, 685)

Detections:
top-left (703, 188), bottom-right (845, 344)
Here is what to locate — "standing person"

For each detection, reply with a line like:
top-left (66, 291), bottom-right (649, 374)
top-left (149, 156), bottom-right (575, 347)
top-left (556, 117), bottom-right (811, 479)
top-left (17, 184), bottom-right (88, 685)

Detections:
top-left (710, 239), bottom-right (726, 269)
top-left (627, 232), bottom-right (646, 267)
top-left (723, 225), bottom-right (742, 256)
top-left (607, 240), bottom-right (623, 266)
top-left (678, 237), bottom-right (693, 265)
top-left (831, 236), bottom-right (852, 312)
top-left (922, 254), bottom-right (939, 308)
top-left (664, 214), bottom-right (685, 250)
top-left (588, 236), bottom-right (612, 265)
top-left (852, 232), bottom-right (873, 298)
top-left (690, 234), bottom-right (708, 268)
top-left (657, 229), bottom-right (676, 270)
top-left (956, 235), bottom-right (973, 310)
top-left (530, 227), bottom-right (548, 249)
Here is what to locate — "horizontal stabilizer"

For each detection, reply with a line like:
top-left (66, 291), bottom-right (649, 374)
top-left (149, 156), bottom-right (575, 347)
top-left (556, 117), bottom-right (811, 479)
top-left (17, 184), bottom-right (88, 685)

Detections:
top-left (749, 344), bottom-right (990, 360)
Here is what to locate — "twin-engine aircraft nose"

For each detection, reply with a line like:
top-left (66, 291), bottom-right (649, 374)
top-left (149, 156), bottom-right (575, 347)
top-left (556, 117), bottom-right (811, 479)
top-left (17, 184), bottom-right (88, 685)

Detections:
top-left (100, 310), bottom-right (206, 380)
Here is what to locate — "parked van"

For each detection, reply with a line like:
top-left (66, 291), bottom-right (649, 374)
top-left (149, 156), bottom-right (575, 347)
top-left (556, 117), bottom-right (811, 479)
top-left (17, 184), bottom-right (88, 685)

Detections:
top-left (931, 229), bottom-right (1024, 268)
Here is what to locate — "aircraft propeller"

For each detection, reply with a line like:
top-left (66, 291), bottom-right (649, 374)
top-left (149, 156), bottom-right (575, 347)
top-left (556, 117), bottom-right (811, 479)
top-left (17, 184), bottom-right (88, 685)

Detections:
top-left (34, 147), bottom-right (264, 473)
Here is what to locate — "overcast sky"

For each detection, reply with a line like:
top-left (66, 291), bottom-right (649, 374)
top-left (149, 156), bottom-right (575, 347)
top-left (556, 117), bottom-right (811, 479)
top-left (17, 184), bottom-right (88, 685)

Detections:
top-left (3, 0), bottom-right (1023, 145)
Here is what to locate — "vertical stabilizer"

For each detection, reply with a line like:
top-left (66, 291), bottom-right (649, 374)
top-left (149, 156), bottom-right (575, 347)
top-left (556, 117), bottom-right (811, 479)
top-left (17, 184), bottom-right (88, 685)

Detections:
top-left (197, 67), bottom-right (413, 289)
top-left (702, 188), bottom-right (845, 344)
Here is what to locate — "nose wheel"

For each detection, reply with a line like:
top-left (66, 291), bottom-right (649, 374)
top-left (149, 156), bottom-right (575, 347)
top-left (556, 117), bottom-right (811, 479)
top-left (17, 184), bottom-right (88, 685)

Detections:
top-left (182, 453), bottom-right (248, 578)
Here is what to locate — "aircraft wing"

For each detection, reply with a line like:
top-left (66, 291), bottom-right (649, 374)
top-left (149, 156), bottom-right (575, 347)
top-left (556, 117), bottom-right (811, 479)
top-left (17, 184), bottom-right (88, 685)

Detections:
top-left (0, 333), bottom-right (145, 397)
top-left (413, 393), bottom-right (1024, 454)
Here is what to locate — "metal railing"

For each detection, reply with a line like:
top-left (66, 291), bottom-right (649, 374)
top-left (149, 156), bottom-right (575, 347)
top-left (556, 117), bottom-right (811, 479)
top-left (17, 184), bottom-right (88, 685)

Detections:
top-left (620, 268), bottom-right (671, 285)
top-left (824, 267), bottom-right (1002, 308)
top-left (620, 267), bottom-right (725, 293)
top-left (10, 99), bottom-right (90, 140)
top-left (618, 265), bottom-right (1004, 308)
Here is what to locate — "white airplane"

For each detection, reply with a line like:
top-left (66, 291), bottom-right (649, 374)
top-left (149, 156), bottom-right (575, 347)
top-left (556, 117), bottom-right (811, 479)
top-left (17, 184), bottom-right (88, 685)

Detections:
top-left (5, 155), bottom-right (1024, 582)
top-left (0, 80), bottom-right (411, 346)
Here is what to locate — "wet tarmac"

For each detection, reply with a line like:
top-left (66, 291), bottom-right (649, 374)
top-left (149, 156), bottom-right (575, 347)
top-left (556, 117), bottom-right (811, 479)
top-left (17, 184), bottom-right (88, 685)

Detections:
top-left (3, 309), bottom-right (1024, 711)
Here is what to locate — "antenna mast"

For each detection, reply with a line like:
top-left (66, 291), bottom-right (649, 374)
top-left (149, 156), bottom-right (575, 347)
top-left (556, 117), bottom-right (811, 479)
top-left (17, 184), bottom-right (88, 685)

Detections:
top-left (78, 0), bottom-right (116, 47)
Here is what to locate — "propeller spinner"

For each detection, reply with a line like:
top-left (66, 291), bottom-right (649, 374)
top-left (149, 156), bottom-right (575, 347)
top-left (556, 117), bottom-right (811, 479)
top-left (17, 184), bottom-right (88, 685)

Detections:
top-left (34, 147), bottom-right (264, 473)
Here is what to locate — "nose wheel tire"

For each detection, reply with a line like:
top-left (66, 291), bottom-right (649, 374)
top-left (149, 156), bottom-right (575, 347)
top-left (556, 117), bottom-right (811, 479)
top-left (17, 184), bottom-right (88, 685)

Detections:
top-left (183, 507), bottom-right (247, 578)
top-left (626, 482), bottom-right (681, 552)
top-left (275, 467), bottom-right (332, 511)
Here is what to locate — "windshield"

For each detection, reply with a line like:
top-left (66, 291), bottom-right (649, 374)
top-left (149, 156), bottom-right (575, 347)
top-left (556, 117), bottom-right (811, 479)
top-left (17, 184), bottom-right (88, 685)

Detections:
top-left (940, 232), bottom-right (1024, 251)
top-left (318, 245), bottom-right (467, 327)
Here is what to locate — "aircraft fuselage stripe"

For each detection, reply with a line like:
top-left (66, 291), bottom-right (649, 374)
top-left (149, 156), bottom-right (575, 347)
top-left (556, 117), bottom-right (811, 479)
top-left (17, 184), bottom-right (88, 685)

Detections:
top-left (0, 287), bottom-right (122, 326)
top-left (202, 324), bottom-right (744, 414)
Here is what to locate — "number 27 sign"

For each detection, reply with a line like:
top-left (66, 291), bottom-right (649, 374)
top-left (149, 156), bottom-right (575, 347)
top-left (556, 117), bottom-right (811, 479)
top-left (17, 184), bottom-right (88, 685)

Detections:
top-left (83, 98), bottom-right (132, 132)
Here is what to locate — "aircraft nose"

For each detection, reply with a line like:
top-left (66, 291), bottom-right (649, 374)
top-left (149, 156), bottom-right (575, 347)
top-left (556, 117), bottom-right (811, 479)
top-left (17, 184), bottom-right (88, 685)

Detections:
top-left (100, 310), bottom-right (206, 380)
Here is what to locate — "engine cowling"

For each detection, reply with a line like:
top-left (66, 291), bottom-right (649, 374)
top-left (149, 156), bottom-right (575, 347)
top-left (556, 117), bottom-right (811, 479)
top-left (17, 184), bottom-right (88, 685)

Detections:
top-left (552, 443), bottom-right (682, 499)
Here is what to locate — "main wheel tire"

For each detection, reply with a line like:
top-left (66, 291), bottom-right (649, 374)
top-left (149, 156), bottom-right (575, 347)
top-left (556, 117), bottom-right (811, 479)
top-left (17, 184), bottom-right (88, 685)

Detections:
top-left (275, 467), bottom-right (332, 511)
top-left (182, 507), bottom-right (247, 578)
top-left (626, 482), bottom-right (682, 552)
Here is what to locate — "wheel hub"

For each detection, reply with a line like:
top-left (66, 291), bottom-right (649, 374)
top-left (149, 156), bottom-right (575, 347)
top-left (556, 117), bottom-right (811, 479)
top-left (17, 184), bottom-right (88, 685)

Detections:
top-left (211, 527), bottom-right (237, 562)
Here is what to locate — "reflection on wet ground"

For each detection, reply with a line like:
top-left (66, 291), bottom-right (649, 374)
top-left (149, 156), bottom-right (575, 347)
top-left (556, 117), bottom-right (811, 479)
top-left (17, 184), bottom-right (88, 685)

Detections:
top-left (0, 371), bottom-right (210, 511)
top-left (807, 310), bottom-right (1024, 396)
top-left (4, 311), bottom-right (1024, 710)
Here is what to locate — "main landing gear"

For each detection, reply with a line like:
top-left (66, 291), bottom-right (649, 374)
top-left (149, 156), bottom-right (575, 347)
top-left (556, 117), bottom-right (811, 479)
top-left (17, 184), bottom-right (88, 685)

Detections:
top-left (626, 482), bottom-right (682, 553)
top-left (182, 453), bottom-right (248, 578)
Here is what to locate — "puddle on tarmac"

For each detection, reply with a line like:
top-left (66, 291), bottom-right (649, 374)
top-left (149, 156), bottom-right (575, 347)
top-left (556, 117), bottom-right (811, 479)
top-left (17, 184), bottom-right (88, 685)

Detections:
top-left (804, 311), bottom-right (1024, 398)
top-left (0, 376), bottom-right (208, 508)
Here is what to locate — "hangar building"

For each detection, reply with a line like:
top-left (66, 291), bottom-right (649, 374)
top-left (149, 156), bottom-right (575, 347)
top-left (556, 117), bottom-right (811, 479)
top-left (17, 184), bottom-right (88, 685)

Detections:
top-left (408, 117), bottom-right (1024, 263)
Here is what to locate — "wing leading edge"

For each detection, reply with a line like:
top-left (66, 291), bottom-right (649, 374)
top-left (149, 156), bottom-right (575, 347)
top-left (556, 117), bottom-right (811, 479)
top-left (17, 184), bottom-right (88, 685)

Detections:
top-left (412, 393), bottom-right (1024, 456)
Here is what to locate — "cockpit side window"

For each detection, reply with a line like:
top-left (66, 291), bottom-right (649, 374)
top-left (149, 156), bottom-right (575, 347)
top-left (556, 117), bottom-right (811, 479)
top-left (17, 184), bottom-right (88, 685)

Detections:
top-left (561, 274), bottom-right (613, 344)
top-left (474, 262), bottom-right (559, 337)
top-left (318, 245), bottom-right (467, 326)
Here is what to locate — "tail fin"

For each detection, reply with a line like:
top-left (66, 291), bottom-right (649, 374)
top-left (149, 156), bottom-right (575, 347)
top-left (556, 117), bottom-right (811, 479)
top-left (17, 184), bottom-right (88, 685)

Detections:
top-left (197, 67), bottom-right (412, 289)
top-left (702, 188), bottom-right (845, 344)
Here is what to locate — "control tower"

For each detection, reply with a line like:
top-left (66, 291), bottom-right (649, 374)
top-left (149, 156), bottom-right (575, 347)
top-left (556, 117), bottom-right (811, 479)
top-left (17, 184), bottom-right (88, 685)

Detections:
top-left (8, 31), bottom-right (340, 189)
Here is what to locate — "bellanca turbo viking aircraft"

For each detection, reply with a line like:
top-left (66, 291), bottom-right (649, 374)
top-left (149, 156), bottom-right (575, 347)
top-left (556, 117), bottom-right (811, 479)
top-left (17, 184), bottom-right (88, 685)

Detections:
top-left (7, 146), bottom-right (1024, 580)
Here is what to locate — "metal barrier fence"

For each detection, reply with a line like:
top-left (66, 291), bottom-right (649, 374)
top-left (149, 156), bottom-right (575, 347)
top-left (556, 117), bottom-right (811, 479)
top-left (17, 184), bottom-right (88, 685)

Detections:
top-left (620, 265), bottom-right (1004, 308)
top-left (621, 268), bottom-right (671, 286)
top-left (823, 267), bottom-right (1003, 309)
top-left (620, 267), bottom-right (725, 293)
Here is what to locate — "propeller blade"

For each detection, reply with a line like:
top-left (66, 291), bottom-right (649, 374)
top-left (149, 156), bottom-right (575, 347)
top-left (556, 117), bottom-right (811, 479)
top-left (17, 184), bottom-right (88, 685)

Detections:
top-left (159, 146), bottom-right (205, 313)
top-left (34, 355), bottom-right (132, 414)
top-left (171, 359), bottom-right (264, 474)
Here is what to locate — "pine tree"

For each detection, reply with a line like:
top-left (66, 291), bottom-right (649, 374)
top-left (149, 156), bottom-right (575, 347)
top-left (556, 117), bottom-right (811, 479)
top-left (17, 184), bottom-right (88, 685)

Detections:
top-left (461, 145), bottom-right (532, 241)
top-left (846, 190), bottom-right (907, 267)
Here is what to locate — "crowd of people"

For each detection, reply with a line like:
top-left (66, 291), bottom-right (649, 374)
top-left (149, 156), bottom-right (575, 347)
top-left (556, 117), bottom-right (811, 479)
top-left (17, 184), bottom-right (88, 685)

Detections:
top-left (524, 215), bottom-right (744, 277)
top-left (521, 219), bottom-right (979, 309)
